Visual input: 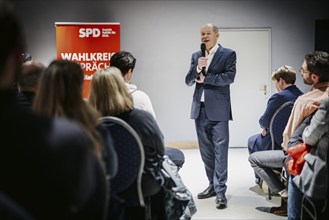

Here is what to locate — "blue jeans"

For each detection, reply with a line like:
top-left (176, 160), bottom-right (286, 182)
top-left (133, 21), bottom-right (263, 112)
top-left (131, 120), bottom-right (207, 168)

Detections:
top-left (288, 176), bottom-right (303, 220)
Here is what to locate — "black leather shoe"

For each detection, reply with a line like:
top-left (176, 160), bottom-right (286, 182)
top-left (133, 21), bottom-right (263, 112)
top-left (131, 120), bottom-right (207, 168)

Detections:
top-left (197, 185), bottom-right (216, 199)
top-left (215, 192), bottom-right (227, 208)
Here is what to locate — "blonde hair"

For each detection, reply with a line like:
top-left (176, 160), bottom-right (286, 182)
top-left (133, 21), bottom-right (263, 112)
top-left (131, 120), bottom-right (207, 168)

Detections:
top-left (88, 66), bottom-right (134, 116)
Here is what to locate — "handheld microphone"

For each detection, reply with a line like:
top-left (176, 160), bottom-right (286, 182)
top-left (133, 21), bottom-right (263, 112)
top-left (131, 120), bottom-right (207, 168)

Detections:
top-left (200, 43), bottom-right (206, 75)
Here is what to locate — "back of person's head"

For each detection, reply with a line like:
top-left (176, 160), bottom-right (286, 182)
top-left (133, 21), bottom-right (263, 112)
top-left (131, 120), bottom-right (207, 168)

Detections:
top-left (89, 66), bottom-right (134, 116)
top-left (33, 59), bottom-right (102, 157)
top-left (305, 51), bottom-right (329, 83)
top-left (34, 60), bottom-right (85, 116)
top-left (110, 51), bottom-right (136, 76)
top-left (271, 65), bottom-right (296, 84)
top-left (18, 60), bottom-right (46, 92)
top-left (0, 0), bottom-right (24, 87)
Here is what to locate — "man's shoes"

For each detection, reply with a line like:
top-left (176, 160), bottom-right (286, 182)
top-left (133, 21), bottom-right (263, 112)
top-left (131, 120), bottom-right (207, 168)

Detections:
top-left (197, 185), bottom-right (216, 199)
top-left (215, 192), bottom-right (227, 209)
top-left (270, 197), bottom-right (287, 216)
top-left (270, 206), bottom-right (287, 216)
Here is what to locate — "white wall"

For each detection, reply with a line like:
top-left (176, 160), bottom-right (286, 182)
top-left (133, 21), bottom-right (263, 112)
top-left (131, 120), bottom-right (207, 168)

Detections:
top-left (12, 0), bottom-right (329, 146)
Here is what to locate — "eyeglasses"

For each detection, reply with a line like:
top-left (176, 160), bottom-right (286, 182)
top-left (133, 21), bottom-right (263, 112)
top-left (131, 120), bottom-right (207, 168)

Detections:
top-left (299, 68), bottom-right (311, 75)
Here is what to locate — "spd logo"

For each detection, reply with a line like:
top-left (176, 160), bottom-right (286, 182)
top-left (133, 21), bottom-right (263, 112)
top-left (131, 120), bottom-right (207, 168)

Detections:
top-left (79, 28), bottom-right (101, 38)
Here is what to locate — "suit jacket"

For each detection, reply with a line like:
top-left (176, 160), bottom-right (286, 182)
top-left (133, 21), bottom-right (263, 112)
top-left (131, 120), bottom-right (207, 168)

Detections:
top-left (259, 85), bottom-right (303, 129)
top-left (185, 44), bottom-right (237, 121)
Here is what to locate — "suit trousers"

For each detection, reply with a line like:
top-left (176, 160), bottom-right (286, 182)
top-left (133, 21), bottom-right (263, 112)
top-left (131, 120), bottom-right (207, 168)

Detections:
top-left (195, 105), bottom-right (229, 194)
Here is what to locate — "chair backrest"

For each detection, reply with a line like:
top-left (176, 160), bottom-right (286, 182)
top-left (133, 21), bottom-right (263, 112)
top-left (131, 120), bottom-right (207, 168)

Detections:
top-left (269, 101), bottom-right (294, 150)
top-left (99, 116), bottom-right (145, 207)
top-left (301, 195), bottom-right (318, 220)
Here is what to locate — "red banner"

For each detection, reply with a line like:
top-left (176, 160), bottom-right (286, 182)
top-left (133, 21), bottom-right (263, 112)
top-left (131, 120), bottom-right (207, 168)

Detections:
top-left (55, 22), bottom-right (120, 98)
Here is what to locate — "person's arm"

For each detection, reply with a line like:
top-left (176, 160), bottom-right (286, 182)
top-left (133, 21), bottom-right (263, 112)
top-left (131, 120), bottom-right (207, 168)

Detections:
top-left (129, 110), bottom-right (165, 156)
top-left (141, 112), bottom-right (165, 156)
top-left (287, 115), bottom-right (312, 149)
top-left (203, 50), bottom-right (236, 86)
top-left (185, 53), bottom-right (201, 86)
top-left (259, 94), bottom-right (284, 129)
top-left (303, 98), bottom-right (329, 146)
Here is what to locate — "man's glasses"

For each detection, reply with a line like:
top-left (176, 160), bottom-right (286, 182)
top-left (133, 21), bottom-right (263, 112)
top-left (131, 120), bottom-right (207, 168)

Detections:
top-left (299, 68), bottom-right (311, 75)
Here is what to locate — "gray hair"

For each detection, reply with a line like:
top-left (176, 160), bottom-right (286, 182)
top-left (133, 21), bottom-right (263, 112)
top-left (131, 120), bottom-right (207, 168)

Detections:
top-left (202, 23), bottom-right (219, 33)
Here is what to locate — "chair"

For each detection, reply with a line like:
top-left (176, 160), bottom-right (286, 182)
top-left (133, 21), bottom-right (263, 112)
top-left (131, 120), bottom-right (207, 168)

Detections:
top-left (267, 101), bottom-right (294, 199)
top-left (269, 101), bottom-right (294, 151)
top-left (99, 116), bottom-right (145, 207)
top-left (301, 195), bottom-right (318, 220)
top-left (0, 191), bottom-right (35, 220)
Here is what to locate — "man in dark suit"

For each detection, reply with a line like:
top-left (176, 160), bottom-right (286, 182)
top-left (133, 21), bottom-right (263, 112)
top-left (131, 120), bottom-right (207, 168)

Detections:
top-left (185, 23), bottom-right (236, 209)
top-left (247, 65), bottom-right (303, 185)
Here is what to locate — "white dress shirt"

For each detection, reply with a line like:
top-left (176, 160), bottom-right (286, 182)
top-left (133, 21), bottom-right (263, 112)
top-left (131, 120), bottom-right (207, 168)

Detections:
top-left (199, 44), bottom-right (219, 102)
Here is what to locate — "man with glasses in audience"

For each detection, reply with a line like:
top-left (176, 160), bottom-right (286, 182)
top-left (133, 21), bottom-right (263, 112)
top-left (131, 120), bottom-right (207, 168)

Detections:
top-left (284, 51), bottom-right (329, 220)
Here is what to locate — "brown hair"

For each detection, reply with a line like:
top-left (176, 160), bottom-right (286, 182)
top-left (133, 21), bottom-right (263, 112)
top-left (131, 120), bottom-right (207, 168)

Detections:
top-left (33, 60), bottom-right (102, 157)
top-left (271, 65), bottom-right (296, 84)
top-left (305, 51), bottom-right (329, 83)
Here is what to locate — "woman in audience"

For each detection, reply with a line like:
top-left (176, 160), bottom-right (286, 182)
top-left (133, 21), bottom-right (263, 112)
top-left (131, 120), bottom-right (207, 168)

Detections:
top-left (33, 60), bottom-right (118, 219)
top-left (88, 66), bottom-right (165, 219)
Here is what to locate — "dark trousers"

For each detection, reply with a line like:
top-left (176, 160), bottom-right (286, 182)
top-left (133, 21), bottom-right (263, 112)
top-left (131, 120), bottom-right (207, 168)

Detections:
top-left (195, 105), bottom-right (229, 194)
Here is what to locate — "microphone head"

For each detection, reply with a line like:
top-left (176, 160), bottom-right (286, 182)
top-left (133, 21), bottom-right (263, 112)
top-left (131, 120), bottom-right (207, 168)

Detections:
top-left (201, 43), bottom-right (206, 51)
top-left (201, 43), bottom-right (206, 57)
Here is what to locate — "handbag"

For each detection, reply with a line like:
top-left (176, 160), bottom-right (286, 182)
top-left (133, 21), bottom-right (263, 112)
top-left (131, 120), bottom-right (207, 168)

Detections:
top-left (146, 155), bottom-right (197, 220)
top-left (286, 142), bottom-right (311, 176)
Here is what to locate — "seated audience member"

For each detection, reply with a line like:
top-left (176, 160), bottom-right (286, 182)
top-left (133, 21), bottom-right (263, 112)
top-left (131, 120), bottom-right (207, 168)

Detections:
top-left (89, 66), bottom-right (166, 219)
top-left (285, 52), bottom-right (329, 220)
top-left (16, 60), bottom-right (46, 110)
top-left (33, 60), bottom-right (118, 209)
top-left (249, 51), bottom-right (329, 217)
top-left (110, 51), bottom-right (155, 118)
top-left (0, 1), bottom-right (106, 219)
top-left (110, 50), bottom-right (185, 168)
top-left (248, 65), bottom-right (303, 185)
top-left (33, 59), bottom-right (118, 173)
top-left (290, 96), bottom-right (329, 220)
